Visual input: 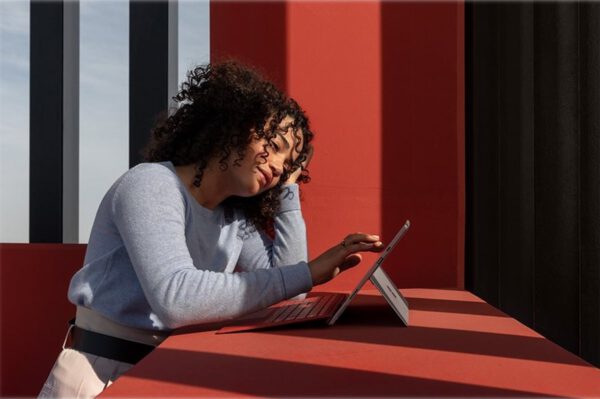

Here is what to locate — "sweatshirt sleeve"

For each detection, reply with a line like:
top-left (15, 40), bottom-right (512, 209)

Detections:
top-left (235, 184), bottom-right (313, 298)
top-left (236, 184), bottom-right (308, 268)
top-left (111, 166), bottom-right (312, 329)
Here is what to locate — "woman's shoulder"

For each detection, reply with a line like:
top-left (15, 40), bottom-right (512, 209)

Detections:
top-left (119, 161), bottom-right (178, 186)
top-left (128, 161), bottom-right (175, 177)
top-left (111, 161), bottom-right (184, 201)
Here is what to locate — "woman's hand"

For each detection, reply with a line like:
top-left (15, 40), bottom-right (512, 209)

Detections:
top-left (286, 144), bottom-right (314, 185)
top-left (308, 233), bottom-right (384, 286)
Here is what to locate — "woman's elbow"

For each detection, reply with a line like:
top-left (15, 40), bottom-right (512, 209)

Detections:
top-left (150, 302), bottom-right (188, 329)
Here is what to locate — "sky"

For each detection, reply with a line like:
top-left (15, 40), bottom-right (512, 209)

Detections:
top-left (0, 0), bottom-right (209, 243)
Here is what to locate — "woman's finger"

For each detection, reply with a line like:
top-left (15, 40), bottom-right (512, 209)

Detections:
top-left (342, 241), bottom-right (383, 254)
top-left (341, 233), bottom-right (381, 248)
top-left (346, 233), bottom-right (380, 242)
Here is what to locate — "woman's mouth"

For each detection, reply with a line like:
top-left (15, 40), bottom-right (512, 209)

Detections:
top-left (257, 167), bottom-right (272, 187)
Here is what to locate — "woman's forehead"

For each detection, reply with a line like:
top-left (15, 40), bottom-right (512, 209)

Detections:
top-left (277, 115), bottom-right (303, 141)
top-left (279, 123), bottom-right (303, 146)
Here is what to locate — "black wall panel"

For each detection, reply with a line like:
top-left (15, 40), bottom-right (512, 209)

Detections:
top-left (30, 1), bottom-right (63, 243)
top-left (130, 1), bottom-right (170, 168)
top-left (467, 3), bottom-right (500, 305)
top-left (497, 3), bottom-right (535, 326)
top-left (533, 3), bottom-right (580, 354)
top-left (579, 2), bottom-right (600, 366)
top-left (467, 1), bottom-right (600, 367)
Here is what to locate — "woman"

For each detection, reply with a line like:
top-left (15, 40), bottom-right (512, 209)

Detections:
top-left (39, 61), bottom-right (383, 398)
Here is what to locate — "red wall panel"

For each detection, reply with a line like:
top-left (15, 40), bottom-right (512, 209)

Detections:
top-left (211, 2), bottom-right (287, 89)
top-left (380, 2), bottom-right (465, 289)
top-left (0, 244), bottom-right (86, 396)
top-left (211, 1), bottom-right (464, 290)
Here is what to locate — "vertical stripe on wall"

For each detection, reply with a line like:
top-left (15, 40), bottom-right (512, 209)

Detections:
top-left (497, 3), bottom-right (535, 327)
top-left (167, 0), bottom-right (178, 113)
top-left (210, 2), bottom-right (287, 89)
top-left (381, 2), bottom-right (464, 288)
top-left (467, 3), bottom-right (500, 304)
top-left (129, 1), bottom-right (178, 168)
top-left (62, 0), bottom-right (79, 244)
top-left (30, 1), bottom-right (79, 243)
top-left (533, 2), bottom-right (580, 354)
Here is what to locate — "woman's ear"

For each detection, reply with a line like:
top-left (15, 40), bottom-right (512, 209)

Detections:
top-left (302, 144), bottom-right (314, 168)
top-left (249, 129), bottom-right (261, 141)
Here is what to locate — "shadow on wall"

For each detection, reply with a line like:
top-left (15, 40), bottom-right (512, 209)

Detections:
top-left (210, 1), bottom-right (287, 90)
top-left (381, 2), bottom-right (464, 289)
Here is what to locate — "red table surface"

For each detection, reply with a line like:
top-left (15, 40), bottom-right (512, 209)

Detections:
top-left (102, 289), bottom-right (600, 397)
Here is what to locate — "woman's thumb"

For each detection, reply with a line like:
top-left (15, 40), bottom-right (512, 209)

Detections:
top-left (340, 253), bottom-right (362, 271)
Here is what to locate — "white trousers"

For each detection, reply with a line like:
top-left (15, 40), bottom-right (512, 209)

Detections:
top-left (38, 347), bottom-right (133, 398)
top-left (38, 307), bottom-right (169, 398)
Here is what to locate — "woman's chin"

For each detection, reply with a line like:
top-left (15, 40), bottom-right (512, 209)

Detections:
top-left (237, 184), bottom-right (263, 198)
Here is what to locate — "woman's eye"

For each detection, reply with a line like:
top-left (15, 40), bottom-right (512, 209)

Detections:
top-left (271, 142), bottom-right (280, 151)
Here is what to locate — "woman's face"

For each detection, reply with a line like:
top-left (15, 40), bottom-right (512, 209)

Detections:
top-left (231, 115), bottom-right (303, 197)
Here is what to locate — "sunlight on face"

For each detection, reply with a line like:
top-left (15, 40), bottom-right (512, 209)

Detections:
top-left (238, 115), bottom-right (304, 196)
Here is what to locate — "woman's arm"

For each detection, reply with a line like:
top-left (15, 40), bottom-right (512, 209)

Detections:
top-left (111, 166), bottom-right (312, 329)
top-left (235, 183), bottom-right (308, 272)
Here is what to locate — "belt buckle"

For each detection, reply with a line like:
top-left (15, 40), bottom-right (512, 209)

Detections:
top-left (62, 318), bottom-right (76, 350)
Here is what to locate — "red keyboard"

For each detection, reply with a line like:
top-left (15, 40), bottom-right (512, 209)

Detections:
top-left (217, 293), bottom-right (347, 334)
top-left (266, 293), bottom-right (346, 323)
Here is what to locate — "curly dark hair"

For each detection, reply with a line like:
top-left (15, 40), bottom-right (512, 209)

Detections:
top-left (141, 61), bottom-right (314, 231)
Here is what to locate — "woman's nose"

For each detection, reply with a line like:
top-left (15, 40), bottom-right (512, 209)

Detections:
top-left (270, 162), bottom-right (283, 177)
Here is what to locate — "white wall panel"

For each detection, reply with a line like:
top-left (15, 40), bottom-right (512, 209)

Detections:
top-left (178, 0), bottom-right (210, 87)
top-left (79, 0), bottom-right (129, 243)
top-left (0, 1), bottom-right (30, 243)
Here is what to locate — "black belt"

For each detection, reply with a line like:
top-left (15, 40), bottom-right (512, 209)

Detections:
top-left (67, 319), bottom-right (155, 365)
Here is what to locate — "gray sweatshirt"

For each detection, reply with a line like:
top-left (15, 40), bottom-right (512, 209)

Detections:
top-left (68, 161), bottom-right (313, 331)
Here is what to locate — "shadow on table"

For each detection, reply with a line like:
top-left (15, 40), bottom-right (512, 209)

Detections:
top-left (172, 294), bottom-right (584, 367)
top-left (121, 347), bottom-right (542, 397)
top-left (405, 296), bottom-right (510, 318)
top-left (249, 294), bottom-right (586, 367)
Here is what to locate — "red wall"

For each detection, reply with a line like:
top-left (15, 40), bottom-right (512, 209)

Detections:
top-left (0, 244), bottom-right (86, 397)
top-left (212, 1), bottom-right (465, 290)
top-left (0, 3), bottom-right (463, 395)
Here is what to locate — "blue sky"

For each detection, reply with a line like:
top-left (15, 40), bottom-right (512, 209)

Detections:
top-left (0, 0), bottom-right (209, 243)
